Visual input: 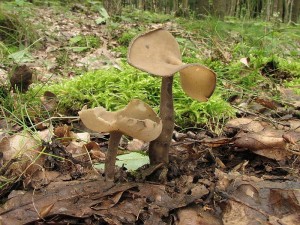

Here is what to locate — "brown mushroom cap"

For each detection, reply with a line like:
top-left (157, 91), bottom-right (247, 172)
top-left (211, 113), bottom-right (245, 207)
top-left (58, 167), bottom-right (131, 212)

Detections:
top-left (180, 65), bottom-right (216, 101)
top-left (127, 28), bottom-right (216, 101)
top-left (78, 99), bottom-right (162, 142)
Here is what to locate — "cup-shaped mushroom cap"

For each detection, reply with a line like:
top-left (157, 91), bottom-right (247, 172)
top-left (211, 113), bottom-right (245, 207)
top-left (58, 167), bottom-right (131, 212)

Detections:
top-left (78, 107), bottom-right (118, 132)
top-left (78, 99), bottom-right (162, 142)
top-left (128, 28), bottom-right (217, 102)
top-left (180, 65), bottom-right (216, 101)
top-left (128, 28), bottom-right (182, 76)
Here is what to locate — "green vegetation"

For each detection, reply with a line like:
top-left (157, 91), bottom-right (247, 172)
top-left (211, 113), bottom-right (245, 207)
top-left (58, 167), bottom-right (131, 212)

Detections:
top-left (285, 78), bottom-right (300, 95)
top-left (68, 35), bottom-right (101, 52)
top-left (25, 64), bottom-right (234, 130)
top-left (0, 0), bottom-right (299, 134)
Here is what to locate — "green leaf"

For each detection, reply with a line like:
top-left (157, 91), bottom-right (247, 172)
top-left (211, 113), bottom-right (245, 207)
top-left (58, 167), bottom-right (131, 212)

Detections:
top-left (98, 7), bottom-right (109, 19)
top-left (95, 7), bottom-right (109, 24)
top-left (94, 152), bottom-right (149, 171)
top-left (8, 49), bottom-right (34, 63)
top-left (69, 36), bottom-right (83, 45)
top-left (95, 17), bottom-right (106, 25)
top-left (116, 152), bottom-right (149, 170)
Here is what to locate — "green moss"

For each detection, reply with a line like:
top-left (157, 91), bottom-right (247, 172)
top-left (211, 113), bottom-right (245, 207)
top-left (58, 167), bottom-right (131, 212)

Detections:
top-left (285, 78), bottom-right (300, 95)
top-left (27, 64), bottom-right (235, 128)
top-left (117, 29), bottom-right (139, 46)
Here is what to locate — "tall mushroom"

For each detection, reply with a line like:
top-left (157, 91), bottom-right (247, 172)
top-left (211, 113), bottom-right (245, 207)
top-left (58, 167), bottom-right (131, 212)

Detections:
top-left (78, 99), bottom-right (162, 180)
top-left (128, 28), bottom-right (216, 165)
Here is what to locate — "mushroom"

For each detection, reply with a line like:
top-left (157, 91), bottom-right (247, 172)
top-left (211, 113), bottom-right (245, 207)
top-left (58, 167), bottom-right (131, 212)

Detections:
top-left (78, 99), bottom-right (162, 180)
top-left (128, 28), bottom-right (216, 165)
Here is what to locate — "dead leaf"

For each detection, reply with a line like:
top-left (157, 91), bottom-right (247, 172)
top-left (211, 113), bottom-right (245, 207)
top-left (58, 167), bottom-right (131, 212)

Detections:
top-left (176, 206), bottom-right (222, 225)
top-left (39, 202), bottom-right (55, 218)
top-left (216, 169), bottom-right (300, 225)
top-left (65, 141), bottom-right (86, 155)
top-left (279, 88), bottom-right (300, 109)
top-left (226, 118), bottom-right (265, 133)
top-left (239, 57), bottom-right (250, 67)
top-left (201, 137), bottom-right (231, 147)
top-left (54, 125), bottom-right (72, 145)
top-left (234, 133), bottom-right (286, 150)
top-left (0, 68), bottom-right (8, 85)
top-left (73, 132), bottom-right (90, 142)
top-left (233, 131), bottom-right (290, 160)
top-left (91, 191), bottom-right (124, 210)
top-left (254, 97), bottom-right (277, 110)
top-left (127, 139), bottom-right (146, 151)
top-left (40, 91), bottom-right (58, 111)
top-left (278, 213), bottom-right (300, 225)
top-left (190, 184), bottom-right (209, 197)
top-left (84, 141), bottom-right (105, 160)
top-left (0, 132), bottom-right (40, 162)
top-left (29, 170), bottom-right (60, 189)
top-left (283, 131), bottom-right (300, 144)
top-left (221, 199), bottom-right (267, 225)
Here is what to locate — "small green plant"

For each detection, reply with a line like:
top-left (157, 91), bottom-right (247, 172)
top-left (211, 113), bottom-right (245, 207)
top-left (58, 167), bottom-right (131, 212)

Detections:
top-left (56, 50), bottom-right (71, 66)
top-left (0, 86), bottom-right (13, 112)
top-left (0, 6), bottom-right (38, 48)
top-left (122, 8), bottom-right (171, 23)
top-left (68, 35), bottom-right (101, 52)
top-left (0, 1), bottom-right (40, 65)
top-left (285, 78), bottom-right (300, 95)
top-left (118, 30), bottom-right (138, 46)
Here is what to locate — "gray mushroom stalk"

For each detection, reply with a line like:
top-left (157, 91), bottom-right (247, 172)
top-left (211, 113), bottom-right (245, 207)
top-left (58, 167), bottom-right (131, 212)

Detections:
top-left (78, 99), bottom-right (162, 180)
top-left (128, 28), bottom-right (217, 165)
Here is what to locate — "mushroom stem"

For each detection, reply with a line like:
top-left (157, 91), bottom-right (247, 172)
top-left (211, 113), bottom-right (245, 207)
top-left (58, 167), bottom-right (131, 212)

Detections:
top-left (105, 131), bottom-right (123, 180)
top-left (149, 76), bottom-right (174, 165)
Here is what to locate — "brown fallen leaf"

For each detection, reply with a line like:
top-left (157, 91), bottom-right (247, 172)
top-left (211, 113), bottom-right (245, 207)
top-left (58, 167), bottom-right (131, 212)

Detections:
top-left (176, 206), bottom-right (222, 225)
top-left (84, 141), bottom-right (105, 161)
top-left (225, 118), bottom-right (265, 133)
top-left (239, 57), bottom-right (250, 67)
top-left (215, 169), bottom-right (300, 225)
top-left (65, 141), bottom-right (86, 155)
top-left (254, 97), bottom-right (277, 110)
top-left (255, 148), bottom-right (290, 161)
top-left (283, 131), bottom-right (300, 144)
top-left (221, 198), bottom-right (268, 225)
top-left (0, 131), bottom-right (40, 162)
top-left (91, 191), bottom-right (124, 210)
top-left (40, 91), bottom-right (58, 112)
top-left (127, 139), bottom-right (147, 151)
top-left (39, 202), bottom-right (55, 218)
top-left (54, 125), bottom-right (72, 145)
top-left (201, 137), bottom-right (231, 147)
top-left (234, 132), bottom-right (289, 160)
top-left (279, 88), bottom-right (300, 109)
top-left (234, 133), bottom-right (286, 150)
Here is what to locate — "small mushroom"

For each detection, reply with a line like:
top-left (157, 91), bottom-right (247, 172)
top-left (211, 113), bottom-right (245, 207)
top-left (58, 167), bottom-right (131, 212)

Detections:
top-left (78, 99), bottom-right (162, 180)
top-left (128, 28), bottom-right (216, 164)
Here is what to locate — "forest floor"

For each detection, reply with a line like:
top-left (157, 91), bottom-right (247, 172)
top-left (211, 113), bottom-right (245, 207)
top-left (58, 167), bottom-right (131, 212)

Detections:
top-left (0, 2), bottom-right (300, 225)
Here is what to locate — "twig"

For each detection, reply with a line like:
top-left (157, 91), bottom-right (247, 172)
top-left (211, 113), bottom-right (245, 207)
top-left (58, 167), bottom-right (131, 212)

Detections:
top-left (32, 188), bottom-right (44, 221)
top-left (28, 116), bottom-right (80, 129)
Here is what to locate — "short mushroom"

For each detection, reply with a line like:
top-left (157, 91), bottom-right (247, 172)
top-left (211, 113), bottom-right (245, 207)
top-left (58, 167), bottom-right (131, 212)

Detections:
top-left (128, 28), bottom-right (216, 165)
top-left (78, 99), bottom-right (162, 180)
